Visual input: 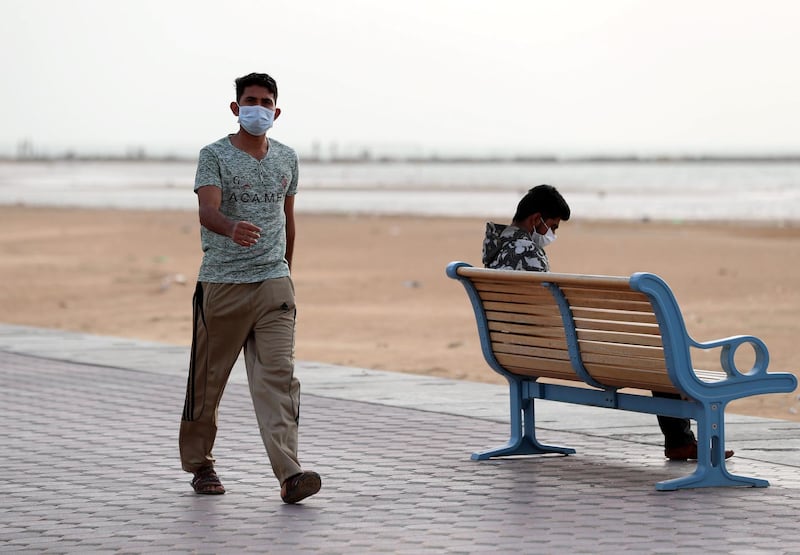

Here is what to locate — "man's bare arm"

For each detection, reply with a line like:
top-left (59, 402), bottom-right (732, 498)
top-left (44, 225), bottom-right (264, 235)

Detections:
top-left (284, 194), bottom-right (296, 270)
top-left (197, 185), bottom-right (261, 247)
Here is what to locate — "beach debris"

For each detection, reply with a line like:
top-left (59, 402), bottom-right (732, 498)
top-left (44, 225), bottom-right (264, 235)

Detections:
top-left (787, 395), bottom-right (800, 414)
top-left (402, 280), bottom-right (421, 288)
top-left (159, 273), bottom-right (187, 292)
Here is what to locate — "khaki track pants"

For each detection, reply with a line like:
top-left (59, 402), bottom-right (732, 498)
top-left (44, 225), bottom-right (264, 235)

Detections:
top-left (179, 277), bottom-right (302, 483)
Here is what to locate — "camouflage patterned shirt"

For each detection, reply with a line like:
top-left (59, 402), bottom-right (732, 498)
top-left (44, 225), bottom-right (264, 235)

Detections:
top-left (481, 222), bottom-right (550, 272)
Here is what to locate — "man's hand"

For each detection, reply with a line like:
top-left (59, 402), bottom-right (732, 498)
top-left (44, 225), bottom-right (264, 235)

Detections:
top-left (231, 221), bottom-right (262, 247)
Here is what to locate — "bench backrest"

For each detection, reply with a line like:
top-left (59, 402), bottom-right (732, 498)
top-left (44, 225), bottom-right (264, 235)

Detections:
top-left (448, 263), bottom-right (687, 394)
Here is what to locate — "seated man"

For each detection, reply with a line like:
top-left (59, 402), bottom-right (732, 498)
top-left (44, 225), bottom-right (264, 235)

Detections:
top-left (481, 184), bottom-right (732, 461)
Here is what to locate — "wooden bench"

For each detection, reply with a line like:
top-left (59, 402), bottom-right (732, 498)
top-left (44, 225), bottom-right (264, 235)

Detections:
top-left (446, 261), bottom-right (797, 491)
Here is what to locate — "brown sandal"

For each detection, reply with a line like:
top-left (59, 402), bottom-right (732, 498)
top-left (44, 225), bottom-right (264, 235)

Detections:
top-left (281, 471), bottom-right (321, 504)
top-left (191, 466), bottom-right (225, 495)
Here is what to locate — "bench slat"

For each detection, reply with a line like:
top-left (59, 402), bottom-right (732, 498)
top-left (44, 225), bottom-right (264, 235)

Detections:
top-left (457, 266), bottom-right (632, 289)
top-left (488, 316), bottom-right (566, 332)
top-left (483, 300), bottom-right (562, 315)
top-left (695, 369), bottom-right (726, 383)
top-left (478, 291), bottom-right (557, 306)
top-left (583, 363), bottom-right (677, 392)
top-left (578, 340), bottom-right (665, 360)
top-left (574, 318), bottom-right (662, 335)
top-left (472, 281), bottom-right (550, 296)
top-left (587, 366), bottom-right (727, 391)
top-left (488, 329), bottom-right (568, 350)
top-left (473, 279), bottom-right (553, 295)
top-left (485, 309), bottom-right (563, 325)
top-left (490, 327), bottom-right (569, 342)
top-left (564, 297), bottom-right (654, 312)
top-left (493, 342), bottom-right (571, 361)
top-left (494, 353), bottom-right (579, 379)
top-left (581, 351), bottom-right (668, 371)
top-left (576, 329), bottom-right (664, 347)
top-left (571, 307), bottom-right (658, 324)
top-left (560, 286), bottom-right (651, 303)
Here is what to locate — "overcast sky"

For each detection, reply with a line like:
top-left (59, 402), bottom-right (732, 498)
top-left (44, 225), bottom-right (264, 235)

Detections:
top-left (2, 0), bottom-right (800, 158)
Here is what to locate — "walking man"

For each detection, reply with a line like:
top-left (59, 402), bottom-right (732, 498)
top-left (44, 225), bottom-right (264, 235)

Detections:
top-left (179, 72), bottom-right (321, 503)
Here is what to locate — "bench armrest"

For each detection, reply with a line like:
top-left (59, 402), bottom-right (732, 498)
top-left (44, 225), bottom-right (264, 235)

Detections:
top-left (688, 334), bottom-right (769, 378)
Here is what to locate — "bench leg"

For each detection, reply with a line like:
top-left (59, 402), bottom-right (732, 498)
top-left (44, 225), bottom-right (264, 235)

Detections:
top-left (656, 403), bottom-right (768, 491)
top-left (656, 465), bottom-right (769, 491)
top-left (472, 383), bottom-right (575, 460)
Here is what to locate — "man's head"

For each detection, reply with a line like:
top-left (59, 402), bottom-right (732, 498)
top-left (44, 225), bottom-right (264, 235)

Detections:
top-left (230, 73), bottom-right (281, 136)
top-left (512, 184), bottom-right (571, 237)
top-left (235, 72), bottom-right (278, 103)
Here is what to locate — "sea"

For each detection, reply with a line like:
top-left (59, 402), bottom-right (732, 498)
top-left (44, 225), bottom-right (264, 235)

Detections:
top-left (1, 158), bottom-right (800, 223)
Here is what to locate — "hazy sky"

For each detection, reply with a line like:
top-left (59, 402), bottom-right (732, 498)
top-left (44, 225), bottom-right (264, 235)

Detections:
top-left (2, 0), bottom-right (800, 158)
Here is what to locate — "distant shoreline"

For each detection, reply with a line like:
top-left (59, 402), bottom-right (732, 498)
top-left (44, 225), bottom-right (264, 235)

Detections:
top-left (3, 156), bottom-right (800, 222)
top-left (4, 154), bottom-right (800, 164)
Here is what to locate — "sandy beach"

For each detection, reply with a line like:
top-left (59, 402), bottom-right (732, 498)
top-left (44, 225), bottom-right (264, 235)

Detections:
top-left (2, 205), bottom-right (799, 421)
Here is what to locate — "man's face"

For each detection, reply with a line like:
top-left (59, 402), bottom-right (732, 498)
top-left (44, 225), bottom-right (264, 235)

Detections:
top-left (230, 85), bottom-right (279, 117)
top-left (536, 216), bottom-right (561, 235)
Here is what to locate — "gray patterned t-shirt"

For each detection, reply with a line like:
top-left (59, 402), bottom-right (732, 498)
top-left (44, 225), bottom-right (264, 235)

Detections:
top-left (194, 136), bottom-right (298, 283)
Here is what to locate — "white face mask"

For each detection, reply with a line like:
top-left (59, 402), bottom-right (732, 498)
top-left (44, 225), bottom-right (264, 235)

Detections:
top-left (533, 221), bottom-right (557, 248)
top-left (238, 105), bottom-right (275, 136)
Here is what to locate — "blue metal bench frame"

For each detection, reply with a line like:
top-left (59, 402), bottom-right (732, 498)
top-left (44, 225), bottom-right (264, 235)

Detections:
top-left (447, 261), bottom-right (797, 491)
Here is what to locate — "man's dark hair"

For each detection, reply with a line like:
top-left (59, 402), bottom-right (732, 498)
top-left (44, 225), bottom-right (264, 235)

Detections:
top-left (235, 72), bottom-right (278, 102)
top-left (513, 184), bottom-right (571, 223)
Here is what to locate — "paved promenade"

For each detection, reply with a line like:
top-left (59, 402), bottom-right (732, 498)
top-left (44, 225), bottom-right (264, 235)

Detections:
top-left (2, 323), bottom-right (800, 554)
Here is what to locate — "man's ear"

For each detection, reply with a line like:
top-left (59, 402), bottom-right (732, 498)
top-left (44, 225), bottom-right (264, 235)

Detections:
top-left (529, 213), bottom-right (547, 233)
top-left (522, 213), bottom-right (538, 234)
top-left (274, 107), bottom-right (281, 120)
top-left (230, 102), bottom-right (239, 116)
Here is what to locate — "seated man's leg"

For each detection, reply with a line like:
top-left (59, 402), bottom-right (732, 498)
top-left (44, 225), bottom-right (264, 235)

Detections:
top-left (653, 391), bottom-right (733, 461)
top-left (653, 391), bottom-right (695, 458)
